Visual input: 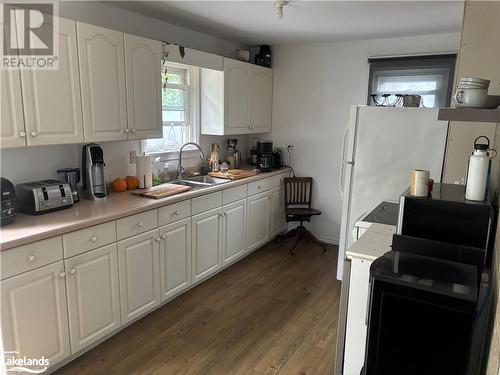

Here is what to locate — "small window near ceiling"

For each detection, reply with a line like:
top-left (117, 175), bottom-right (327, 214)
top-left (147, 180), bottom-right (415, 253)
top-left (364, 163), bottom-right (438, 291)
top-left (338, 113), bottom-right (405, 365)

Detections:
top-left (368, 54), bottom-right (456, 108)
top-left (143, 62), bottom-right (198, 154)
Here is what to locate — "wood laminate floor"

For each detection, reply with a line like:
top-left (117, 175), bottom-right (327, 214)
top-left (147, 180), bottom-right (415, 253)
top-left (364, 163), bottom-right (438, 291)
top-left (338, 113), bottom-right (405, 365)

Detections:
top-left (55, 239), bottom-right (341, 375)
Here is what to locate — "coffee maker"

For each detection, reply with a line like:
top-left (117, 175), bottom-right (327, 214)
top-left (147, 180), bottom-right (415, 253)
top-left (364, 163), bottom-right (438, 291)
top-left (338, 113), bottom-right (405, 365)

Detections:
top-left (82, 144), bottom-right (107, 199)
top-left (257, 140), bottom-right (273, 172)
top-left (57, 168), bottom-right (80, 203)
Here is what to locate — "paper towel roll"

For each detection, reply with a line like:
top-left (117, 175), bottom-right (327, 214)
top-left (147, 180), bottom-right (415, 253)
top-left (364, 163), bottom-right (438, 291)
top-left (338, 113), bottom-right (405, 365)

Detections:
top-left (136, 155), bottom-right (153, 189)
top-left (410, 169), bottom-right (430, 197)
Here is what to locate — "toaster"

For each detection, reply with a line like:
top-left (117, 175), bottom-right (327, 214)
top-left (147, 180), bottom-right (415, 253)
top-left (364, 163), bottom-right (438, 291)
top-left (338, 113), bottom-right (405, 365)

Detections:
top-left (16, 180), bottom-right (74, 215)
top-left (1, 177), bottom-right (17, 226)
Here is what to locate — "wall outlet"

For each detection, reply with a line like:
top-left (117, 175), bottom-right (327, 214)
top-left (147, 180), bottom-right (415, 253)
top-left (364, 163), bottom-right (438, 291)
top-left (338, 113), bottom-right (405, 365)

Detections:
top-left (129, 151), bottom-right (137, 164)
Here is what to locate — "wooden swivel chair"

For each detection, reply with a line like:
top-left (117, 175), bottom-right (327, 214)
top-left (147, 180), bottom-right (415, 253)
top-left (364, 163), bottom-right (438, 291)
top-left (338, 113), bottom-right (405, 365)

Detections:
top-left (277, 177), bottom-right (328, 255)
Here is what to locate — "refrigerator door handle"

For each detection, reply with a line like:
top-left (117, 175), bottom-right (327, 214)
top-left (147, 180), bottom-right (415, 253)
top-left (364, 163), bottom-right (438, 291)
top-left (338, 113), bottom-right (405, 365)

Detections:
top-left (339, 127), bottom-right (352, 195)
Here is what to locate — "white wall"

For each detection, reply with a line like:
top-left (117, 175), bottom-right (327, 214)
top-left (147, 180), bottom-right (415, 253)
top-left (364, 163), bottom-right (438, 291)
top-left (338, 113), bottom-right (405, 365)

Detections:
top-left (270, 32), bottom-right (461, 243)
top-left (0, 1), bottom-right (249, 185)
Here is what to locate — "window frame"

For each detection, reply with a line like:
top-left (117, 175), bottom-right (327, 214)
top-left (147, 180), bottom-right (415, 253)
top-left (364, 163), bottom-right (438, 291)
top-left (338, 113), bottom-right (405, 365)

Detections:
top-left (367, 54), bottom-right (457, 108)
top-left (142, 61), bottom-right (200, 160)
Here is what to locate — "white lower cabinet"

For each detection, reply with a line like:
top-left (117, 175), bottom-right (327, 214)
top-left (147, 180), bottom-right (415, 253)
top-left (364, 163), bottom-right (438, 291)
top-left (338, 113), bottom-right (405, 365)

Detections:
top-left (159, 218), bottom-right (192, 302)
top-left (1, 261), bottom-right (71, 366)
top-left (222, 199), bottom-right (247, 265)
top-left (117, 229), bottom-right (160, 324)
top-left (192, 207), bottom-right (223, 283)
top-left (246, 191), bottom-right (272, 252)
top-left (64, 244), bottom-right (121, 353)
top-left (270, 187), bottom-right (287, 236)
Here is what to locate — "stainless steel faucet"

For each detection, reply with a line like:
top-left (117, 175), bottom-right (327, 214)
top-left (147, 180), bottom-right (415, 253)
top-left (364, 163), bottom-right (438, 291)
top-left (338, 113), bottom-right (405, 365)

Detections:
top-left (177, 142), bottom-right (206, 179)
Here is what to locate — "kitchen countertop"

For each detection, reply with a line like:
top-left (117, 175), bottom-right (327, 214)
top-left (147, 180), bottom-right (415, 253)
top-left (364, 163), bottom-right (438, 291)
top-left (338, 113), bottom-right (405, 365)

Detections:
top-left (346, 223), bottom-right (396, 261)
top-left (0, 168), bottom-right (290, 251)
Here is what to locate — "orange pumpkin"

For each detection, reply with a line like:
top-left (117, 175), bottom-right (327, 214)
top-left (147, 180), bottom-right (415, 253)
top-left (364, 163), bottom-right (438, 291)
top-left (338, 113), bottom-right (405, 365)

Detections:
top-left (125, 175), bottom-right (140, 190)
top-left (111, 178), bottom-right (127, 192)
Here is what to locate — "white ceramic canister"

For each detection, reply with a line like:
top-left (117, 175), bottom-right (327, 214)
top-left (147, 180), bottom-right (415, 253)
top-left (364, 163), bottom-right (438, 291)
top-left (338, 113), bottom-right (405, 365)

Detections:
top-left (465, 137), bottom-right (490, 201)
top-left (410, 169), bottom-right (430, 197)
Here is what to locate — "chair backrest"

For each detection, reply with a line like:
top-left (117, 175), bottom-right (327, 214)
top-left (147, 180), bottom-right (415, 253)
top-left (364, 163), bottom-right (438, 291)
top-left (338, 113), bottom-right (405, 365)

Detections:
top-left (283, 177), bottom-right (313, 209)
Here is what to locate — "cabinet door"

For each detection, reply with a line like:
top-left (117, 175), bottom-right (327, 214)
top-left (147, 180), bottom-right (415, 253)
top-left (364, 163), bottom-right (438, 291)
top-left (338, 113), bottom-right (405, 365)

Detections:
top-left (222, 199), bottom-right (247, 265)
top-left (65, 244), bottom-right (121, 353)
top-left (159, 218), bottom-right (191, 302)
top-left (271, 187), bottom-right (287, 236)
top-left (191, 207), bottom-right (222, 283)
top-left (224, 58), bottom-right (250, 134)
top-left (117, 229), bottom-right (160, 324)
top-left (21, 18), bottom-right (83, 146)
top-left (77, 22), bottom-right (128, 142)
top-left (124, 34), bottom-right (162, 140)
top-left (246, 191), bottom-right (271, 252)
top-left (1, 69), bottom-right (26, 148)
top-left (1, 262), bottom-right (70, 367)
top-left (249, 65), bottom-right (273, 133)
top-left (344, 257), bottom-right (372, 375)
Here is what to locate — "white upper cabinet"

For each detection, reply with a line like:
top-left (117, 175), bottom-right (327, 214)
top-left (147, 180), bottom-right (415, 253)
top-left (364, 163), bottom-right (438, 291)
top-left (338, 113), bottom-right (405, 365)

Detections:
top-left (124, 34), bottom-right (162, 140)
top-left (200, 58), bottom-right (273, 136)
top-left (224, 58), bottom-right (251, 134)
top-left (77, 22), bottom-right (128, 142)
top-left (249, 65), bottom-right (273, 133)
top-left (0, 69), bottom-right (26, 148)
top-left (21, 18), bottom-right (84, 146)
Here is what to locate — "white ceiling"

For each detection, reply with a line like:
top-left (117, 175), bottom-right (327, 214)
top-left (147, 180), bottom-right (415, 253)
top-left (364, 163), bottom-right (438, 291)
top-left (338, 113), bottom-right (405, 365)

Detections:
top-left (110, 1), bottom-right (464, 46)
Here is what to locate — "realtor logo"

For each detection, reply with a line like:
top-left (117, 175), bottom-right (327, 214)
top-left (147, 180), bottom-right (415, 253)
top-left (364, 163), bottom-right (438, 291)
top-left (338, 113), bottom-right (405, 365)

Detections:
top-left (1, 1), bottom-right (59, 70)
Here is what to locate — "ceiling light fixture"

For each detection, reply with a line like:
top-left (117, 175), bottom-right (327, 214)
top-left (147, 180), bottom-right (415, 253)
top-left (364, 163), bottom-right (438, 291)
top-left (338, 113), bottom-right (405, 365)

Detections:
top-left (273, 0), bottom-right (289, 20)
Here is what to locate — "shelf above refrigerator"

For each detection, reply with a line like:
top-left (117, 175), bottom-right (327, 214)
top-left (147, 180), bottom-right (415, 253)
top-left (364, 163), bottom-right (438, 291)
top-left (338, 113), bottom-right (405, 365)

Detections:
top-left (438, 108), bottom-right (500, 123)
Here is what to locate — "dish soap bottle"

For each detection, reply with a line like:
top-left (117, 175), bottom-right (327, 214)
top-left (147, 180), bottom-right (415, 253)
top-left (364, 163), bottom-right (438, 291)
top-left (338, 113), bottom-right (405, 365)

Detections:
top-left (152, 157), bottom-right (162, 186)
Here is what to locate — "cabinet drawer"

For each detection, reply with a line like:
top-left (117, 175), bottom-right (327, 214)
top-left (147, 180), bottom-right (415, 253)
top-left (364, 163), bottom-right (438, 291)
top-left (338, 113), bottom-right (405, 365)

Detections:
top-left (271, 171), bottom-right (290, 189)
top-left (158, 200), bottom-right (191, 226)
top-left (116, 209), bottom-right (158, 241)
top-left (247, 178), bottom-right (271, 196)
top-left (1, 237), bottom-right (63, 279)
top-left (222, 185), bottom-right (247, 205)
top-left (63, 221), bottom-right (117, 258)
top-left (191, 192), bottom-right (222, 215)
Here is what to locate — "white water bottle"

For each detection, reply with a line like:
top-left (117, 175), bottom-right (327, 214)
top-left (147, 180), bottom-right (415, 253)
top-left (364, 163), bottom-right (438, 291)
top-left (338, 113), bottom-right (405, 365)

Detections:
top-left (465, 137), bottom-right (490, 201)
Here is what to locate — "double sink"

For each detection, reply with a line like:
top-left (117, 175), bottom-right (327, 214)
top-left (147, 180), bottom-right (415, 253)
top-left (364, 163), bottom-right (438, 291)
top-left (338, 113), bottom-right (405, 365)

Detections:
top-left (170, 175), bottom-right (230, 191)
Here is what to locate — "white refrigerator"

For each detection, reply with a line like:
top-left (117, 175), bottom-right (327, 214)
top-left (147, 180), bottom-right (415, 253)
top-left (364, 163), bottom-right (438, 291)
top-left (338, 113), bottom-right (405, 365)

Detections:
top-left (337, 105), bottom-right (449, 280)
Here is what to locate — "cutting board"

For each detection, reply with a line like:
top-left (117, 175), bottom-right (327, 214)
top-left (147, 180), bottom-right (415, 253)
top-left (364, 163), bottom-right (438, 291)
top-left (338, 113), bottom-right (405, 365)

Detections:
top-left (131, 184), bottom-right (191, 199)
top-left (208, 169), bottom-right (257, 180)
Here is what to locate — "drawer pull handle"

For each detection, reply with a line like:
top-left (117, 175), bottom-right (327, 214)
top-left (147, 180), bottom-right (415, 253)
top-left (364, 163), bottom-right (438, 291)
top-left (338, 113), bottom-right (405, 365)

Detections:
top-left (58, 272), bottom-right (66, 279)
top-left (69, 268), bottom-right (76, 275)
top-left (170, 210), bottom-right (179, 217)
top-left (90, 236), bottom-right (97, 242)
top-left (131, 128), bottom-right (136, 133)
top-left (123, 128), bottom-right (130, 133)
top-left (30, 131), bottom-right (37, 137)
top-left (137, 221), bottom-right (144, 228)
top-left (161, 234), bottom-right (167, 240)
top-left (258, 185), bottom-right (262, 189)
top-left (19, 131), bottom-right (26, 137)
top-left (27, 255), bottom-right (36, 262)
top-left (154, 237), bottom-right (161, 243)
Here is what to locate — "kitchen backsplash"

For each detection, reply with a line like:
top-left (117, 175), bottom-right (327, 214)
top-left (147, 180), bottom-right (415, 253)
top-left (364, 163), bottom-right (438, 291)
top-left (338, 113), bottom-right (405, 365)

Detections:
top-left (0, 135), bottom-right (251, 185)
